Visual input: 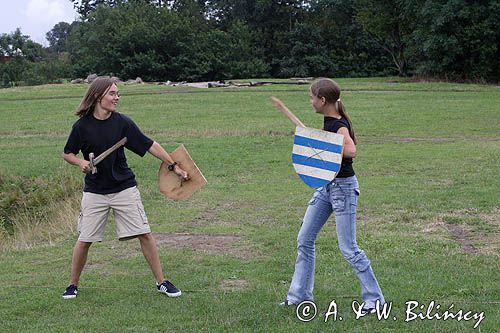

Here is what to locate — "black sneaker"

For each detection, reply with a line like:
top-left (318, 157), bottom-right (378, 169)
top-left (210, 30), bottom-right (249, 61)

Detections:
top-left (157, 280), bottom-right (181, 297)
top-left (62, 284), bottom-right (78, 299)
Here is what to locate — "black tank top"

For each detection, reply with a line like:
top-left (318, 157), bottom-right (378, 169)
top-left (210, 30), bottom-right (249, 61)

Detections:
top-left (323, 116), bottom-right (355, 178)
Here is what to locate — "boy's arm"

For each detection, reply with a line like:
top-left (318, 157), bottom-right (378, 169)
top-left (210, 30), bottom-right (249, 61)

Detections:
top-left (63, 152), bottom-right (91, 173)
top-left (148, 141), bottom-right (189, 179)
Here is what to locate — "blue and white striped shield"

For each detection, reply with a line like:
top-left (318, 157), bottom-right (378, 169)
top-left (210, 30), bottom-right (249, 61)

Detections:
top-left (292, 126), bottom-right (344, 188)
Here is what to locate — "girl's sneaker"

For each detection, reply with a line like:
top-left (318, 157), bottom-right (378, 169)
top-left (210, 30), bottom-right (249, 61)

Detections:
top-left (361, 307), bottom-right (376, 315)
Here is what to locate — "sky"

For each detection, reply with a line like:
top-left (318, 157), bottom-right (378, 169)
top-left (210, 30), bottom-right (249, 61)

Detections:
top-left (0, 0), bottom-right (78, 46)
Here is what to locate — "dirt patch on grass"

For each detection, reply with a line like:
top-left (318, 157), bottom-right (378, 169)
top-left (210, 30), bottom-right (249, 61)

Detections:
top-left (190, 203), bottom-right (236, 226)
top-left (401, 137), bottom-right (498, 143)
top-left (147, 128), bottom-right (292, 139)
top-left (428, 208), bottom-right (500, 256)
top-left (444, 223), bottom-right (478, 255)
top-left (84, 240), bottom-right (141, 270)
top-left (0, 131), bottom-right (67, 140)
top-left (219, 278), bottom-right (249, 291)
top-left (398, 137), bottom-right (455, 143)
top-left (85, 262), bottom-right (107, 270)
top-left (189, 201), bottom-right (269, 227)
top-left (360, 136), bottom-right (499, 144)
top-left (154, 232), bottom-right (245, 255)
top-left (361, 136), bottom-right (457, 144)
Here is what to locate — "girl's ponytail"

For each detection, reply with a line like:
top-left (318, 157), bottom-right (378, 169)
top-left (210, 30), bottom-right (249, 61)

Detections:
top-left (336, 99), bottom-right (357, 144)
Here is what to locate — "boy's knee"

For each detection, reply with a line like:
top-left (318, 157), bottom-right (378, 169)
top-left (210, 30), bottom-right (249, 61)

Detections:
top-left (76, 240), bottom-right (92, 249)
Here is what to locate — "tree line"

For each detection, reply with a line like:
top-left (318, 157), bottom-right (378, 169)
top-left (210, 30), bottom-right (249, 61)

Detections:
top-left (1, 0), bottom-right (498, 87)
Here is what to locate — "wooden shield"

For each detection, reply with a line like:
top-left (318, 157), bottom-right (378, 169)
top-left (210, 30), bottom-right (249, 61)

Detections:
top-left (292, 126), bottom-right (344, 188)
top-left (158, 145), bottom-right (207, 200)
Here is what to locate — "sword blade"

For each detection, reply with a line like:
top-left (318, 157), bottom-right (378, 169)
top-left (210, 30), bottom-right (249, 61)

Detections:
top-left (93, 137), bottom-right (127, 166)
top-left (270, 96), bottom-right (306, 128)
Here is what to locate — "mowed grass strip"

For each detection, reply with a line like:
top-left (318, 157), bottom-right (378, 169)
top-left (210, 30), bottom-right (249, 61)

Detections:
top-left (0, 79), bottom-right (498, 332)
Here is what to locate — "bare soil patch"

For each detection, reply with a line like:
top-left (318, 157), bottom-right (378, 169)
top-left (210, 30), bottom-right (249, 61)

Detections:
top-left (219, 278), bottom-right (249, 291)
top-left (154, 232), bottom-right (244, 255)
top-left (444, 223), bottom-right (478, 255)
top-left (189, 201), bottom-right (267, 227)
top-left (425, 208), bottom-right (500, 256)
top-left (360, 136), bottom-right (499, 144)
top-left (84, 240), bottom-right (142, 270)
top-left (190, 203), bottom-right (236, 226)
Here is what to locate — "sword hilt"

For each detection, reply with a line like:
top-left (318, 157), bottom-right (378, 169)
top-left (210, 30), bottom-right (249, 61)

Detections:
top-left (89, 152), bottom-right (97, 174)
top-left (86, 137), bottom-right (127, 175)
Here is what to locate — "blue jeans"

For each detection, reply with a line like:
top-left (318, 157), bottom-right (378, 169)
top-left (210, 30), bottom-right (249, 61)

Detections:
top-left (287, 176), bottom-right (384, 308)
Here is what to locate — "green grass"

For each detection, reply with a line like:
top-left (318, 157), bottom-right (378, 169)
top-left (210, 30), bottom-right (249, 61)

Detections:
top-left (0, 78), bottom-right (498, 332)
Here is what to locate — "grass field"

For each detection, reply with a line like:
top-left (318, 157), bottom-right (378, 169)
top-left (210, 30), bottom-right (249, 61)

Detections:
top-left (0, 78), bottom-right (498, 332)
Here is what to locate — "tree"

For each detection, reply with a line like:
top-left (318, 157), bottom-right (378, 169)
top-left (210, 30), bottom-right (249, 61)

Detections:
top-left (408, 0), bottom-right (499, 81)
top-left (308, 0), bottom-right (394, 77)
top-left (278, 23), bottom-right (334, 77)
top-left (67, 2), bottom-right (202, 80)
top-left (46, 22), bottom-right (77, 53)
top-left (70, 0), bottom-right (117, 19)
top-left (66, 1), bottom-right (274, 81)
top-left (70, 0), bottom-right (171, 19)
top-left (0, 29), bottom-right (44, 85)
top-left (354, 0), bottom-right (414, 76)
top-left (202, 0), bottom-right (312, 75)
top-left (61, 0), bottom-right (497, 83)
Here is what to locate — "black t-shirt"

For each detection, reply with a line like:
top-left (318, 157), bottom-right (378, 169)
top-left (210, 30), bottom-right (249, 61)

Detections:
top-left (323, 116), bottom-right (355, 178)
top-left (64, 112), bottom-right (154, 194)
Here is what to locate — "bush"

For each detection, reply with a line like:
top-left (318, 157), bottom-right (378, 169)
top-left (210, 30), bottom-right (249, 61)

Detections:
top-left (0, 171), bottom-right (81, 236)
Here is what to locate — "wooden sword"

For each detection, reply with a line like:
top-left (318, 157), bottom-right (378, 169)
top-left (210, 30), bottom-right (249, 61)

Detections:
top-left (88, 137), bottom-right (127, 174)
top-left (270, 96), bottom-right (306, 128)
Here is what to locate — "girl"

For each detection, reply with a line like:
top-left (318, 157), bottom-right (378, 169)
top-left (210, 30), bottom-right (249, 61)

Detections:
top-left (281, 78), bottom-right (384, 313)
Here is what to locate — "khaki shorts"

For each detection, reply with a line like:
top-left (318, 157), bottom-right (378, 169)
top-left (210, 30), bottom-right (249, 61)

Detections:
top-left (77, 186), bottom-right (151, 242)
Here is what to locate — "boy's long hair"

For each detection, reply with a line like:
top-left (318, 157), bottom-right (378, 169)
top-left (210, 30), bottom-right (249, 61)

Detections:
top-left (310, 78), bottom-right (357, 144)
top-left (75, 76), bottom-right (117, 118)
